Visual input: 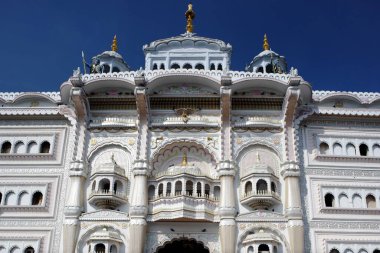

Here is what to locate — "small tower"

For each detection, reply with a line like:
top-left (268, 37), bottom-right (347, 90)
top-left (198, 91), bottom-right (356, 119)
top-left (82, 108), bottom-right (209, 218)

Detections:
top-left (246, 34), bottom-right (287, 74)
top-left (89, 35), bottom-right (130, 74)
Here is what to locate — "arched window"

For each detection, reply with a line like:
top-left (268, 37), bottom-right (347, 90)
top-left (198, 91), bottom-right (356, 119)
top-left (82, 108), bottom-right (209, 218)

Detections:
top-left (352, 194), bottom-right (362, 208)
top-left (247, 246), bottom-right (254, 253)
top-left (205, 184), bottom-right (210, 197)
top-left (113, 180), bottom-right (123, 193)
top-left (40, 141), bottom-right (50, 153)
top-left (338, 193), bottom-right (349, 207)
top-left (346, 143), bottom-right (356, 156)
top-left (1, 141), bottom-right (11, 153)
top-left (330, 249), bottom-right (340, 253)
top-left (27, 141), bottom-right (38, 154)
top-left (166, 182), bottom-right (172, 196)
top-left (10, 247), bottom-right (21, 253)
top-left (112, 67), bottom-right (120, 73)
top-left (373, 250), bottom-right (380, 253)
top-left (325, 193), bottom-right (335, 207)
top-left (320, 142), bottom-right (329, 155)
top-left (213, 186), bottom-right (220, 200)
top-left (110, 245), bottom-right (117, 253)
top-left (358, 250), bottom-right (368, 253)
top-left (183, 63), bottom-right (192, 69)
top-left (266, 64), bottom-right (273, 73)
top-left (210, 63), bottom-right (215, 70)
top-left (256, 179), bottom-right (268, 193)
top-left (32, 192), bottom-right (43, 205)
top-left (271, 182), bottom-right (276, 193)
top-left (24, 247), bottom-right (35, 253)
top-left (152, 63), bottom-right (158, 70)
top-left (245, 181), bottom-right (252, 195)
top-left (171, 63), bottom-right (180, 69)
top-left (273, 246), bottom-right (278, 253)
top-left (160, 63), bottom-right (165, 70)
top-left (175, 181), bottom-right (182, 195)
top-left (359, 144), bottom-right (369, 156)
top-left (366, 194), bottom-right (376, 208)
top-left (217, 64), bottom-right (223, 71)
top-left (372, 144), bottom-right (380, 156)
top-left (102, 64), bottom-right (110, 73)
top-left (258, 244), bottom-right (270, 253)
top-left (186, 181), bottom-right (193, 196)
top-left (196, 182), bottom-right (202, 197)
top-left (195, 63), bottom-right (205, 70)
top-left (14, 141), bottom-right (25, 154)
top-left (98, 179), bottom-right (110, 192)
top-left (148, 185), bottom-right (155, 200)
top-left (158, 183), bottom-right (164, 196)
top-left (95, 243), bottom-right (106, 253)
top-left (333, 143), bottom-right (343, 155)
top-left (18, 191), bottom-right (30, 205)
top-left (257, 66), bottom-right (264, 73)
top-left (5, 191), bottom-right (17, 205)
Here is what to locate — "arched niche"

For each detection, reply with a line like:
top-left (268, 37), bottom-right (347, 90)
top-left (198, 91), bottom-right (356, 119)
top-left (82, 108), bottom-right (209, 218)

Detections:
top-left (151, 141), bottom-right (218, 178)
top-left (237, 144), bottom-right (280, 178)
top-left (88, 144), bottom-right (132, 177)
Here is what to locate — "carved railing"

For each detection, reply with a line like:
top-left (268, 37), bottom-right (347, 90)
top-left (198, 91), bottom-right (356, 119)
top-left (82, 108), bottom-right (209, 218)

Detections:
top-left (150, 191), bottom-right (219, 202)
top-left (241, 190), bottom-right (280, 200)
top-left (89, 190), bottom-right (127, 199)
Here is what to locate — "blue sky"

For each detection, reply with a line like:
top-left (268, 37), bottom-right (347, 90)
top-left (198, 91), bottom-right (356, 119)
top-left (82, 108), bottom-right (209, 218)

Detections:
top-left (0, 0), bottom-right (379, 92)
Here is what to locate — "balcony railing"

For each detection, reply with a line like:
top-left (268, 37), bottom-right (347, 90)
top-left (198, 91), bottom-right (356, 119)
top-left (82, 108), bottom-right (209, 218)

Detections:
top-left (88, 190), bottom-right (128, 209)
top-left (241, 190), bottom-right (281, 208)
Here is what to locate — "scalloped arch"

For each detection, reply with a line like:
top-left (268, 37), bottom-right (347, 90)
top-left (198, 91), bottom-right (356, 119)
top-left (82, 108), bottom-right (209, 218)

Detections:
top-left (235, 140), bottom-right (282, 162)
top-left (237, 225), bottom-right (290, 252)
top-left (88, 140), bottom-right (133, 162)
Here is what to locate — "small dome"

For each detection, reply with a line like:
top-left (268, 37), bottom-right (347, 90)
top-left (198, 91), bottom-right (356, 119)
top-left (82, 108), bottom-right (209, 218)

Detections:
top-left (246, 34), bottom-right (287, 74)
top-left (89, 35), bottom-right (130, 74)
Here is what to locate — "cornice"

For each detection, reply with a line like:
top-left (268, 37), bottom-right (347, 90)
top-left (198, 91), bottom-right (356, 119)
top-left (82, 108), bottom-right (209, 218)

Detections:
top-left (0, 92), bottom-right (61, 103)
top-left (313, 90), bottom-right (380, 104)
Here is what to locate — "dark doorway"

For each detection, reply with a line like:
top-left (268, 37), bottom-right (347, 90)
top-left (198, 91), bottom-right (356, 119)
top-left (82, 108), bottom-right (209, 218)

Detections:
top-left (157, 238), bottom-right (209, 253)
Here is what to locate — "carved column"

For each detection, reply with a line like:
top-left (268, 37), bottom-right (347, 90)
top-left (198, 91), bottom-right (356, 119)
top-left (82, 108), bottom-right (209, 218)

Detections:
top-left (282, 80), bottom-right (304, 253)
top-left (63, 81), bottom-right (89, 253)
top-left (129, 80), bottom-right (149, 253)
top-left (219, 80), bottom-right (237, 253)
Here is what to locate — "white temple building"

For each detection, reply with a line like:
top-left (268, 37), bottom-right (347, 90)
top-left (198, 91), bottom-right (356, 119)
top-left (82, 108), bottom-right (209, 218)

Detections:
top-left (1, 4), bottom-right (380, 253)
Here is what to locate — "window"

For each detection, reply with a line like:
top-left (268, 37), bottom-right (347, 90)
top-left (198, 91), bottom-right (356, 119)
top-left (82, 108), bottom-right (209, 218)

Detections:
top-left (0, 192), bottom-right (2, 204)
top-left (166, 182), bottom-right (172, 196)
top-left (32, 192), bottom-right (43, 205)
top-left (247, 246), bottom-right (254, 253)
top-left (217, 64), bottom-right (223, 71)
top-left (148, 185), bottom-right (155, 200)
top-left (373, 250), bottom-right (380, 253)
top-left (210, 63), bottom-right (215, 70)
top-left (258, 244), bottom-right (270, 253)
top-left (352, 194), bottom-right (362, 208)
top-left (338, 193), bottom-right (349, 207)
top-left (160, 63), bottom-right (165, 70)
top-left (195, 63), bottom-right (205, 70)
top-left (171, 63), bottom-right (180, 69)
top-left (325, 193), bottom-right (335, 207)
top-left (373, 144), bottom-right (380, 156)
top-left (183, 63), bottom-right (192, 69)
top-left (113, 180), bottom-right (123, 193)
top-left (27, 141), bottom-right (38, 154)
top-left (271, 182), bottom-right (276, 193)
top-left (24, 247), bottom-right (35, 253)
top-left (1, 141), bottom-right (11, 153)
top-left (158, 183), bottom-right (164, 196)
top-left (320, 142), bottom-right (329, 155)
top-left (330, 250), bottom-right (340, 253)
top-left (18, 191), bottom-right (30, 205)
top-left (40, 141), bottom-right (50, 153)
top-left (95, 243), bottom-right (105, 253)
top-left (112, 67), bottom-right (120, 73)
top-left (257, 67), bottom-right (264, 73)
top-left (99, 179), bottom-right (110, 192)
top-left (333, 143), bottom-right (343, 155)
top-left (175, 181), bottom-right (182, 195)
top-left (359, 144), bottom-right (369, 156)
top-left (5, 191), bottom-right (17, 205)
top-left (152, 63), bottom-right (158, 70)
top-left (346, 143), bottom-right (356, 156)
top-left (196, 182), bottom-right (202, 196)
top-left (256, 179), bottom-right (268, 193)
top-left (110, 245), bottom-right (117, 253)
top-left (92, 181), bottom-right (96, 191)
top-left (186, 181), bottom-right (193, 196)
top-left (213, 186), bottom-right (220, 200)
top-left (205, 184), bottom-right (210, 197)
top-left (245, 181), bottom-right (252, 195)
top-left (10, 247), bottom-right (21, 253)
top-left (266, 64), bottom-right (273, 73)
top-left (14, 141), bottom-right (25, 154)
top-left (102, 64), bottom-right (110, 73)
top-left (366, 194), bottom-right (376, 208)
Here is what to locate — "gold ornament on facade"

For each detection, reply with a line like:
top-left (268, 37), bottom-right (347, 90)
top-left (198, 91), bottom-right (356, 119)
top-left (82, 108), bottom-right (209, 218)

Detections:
top-left (263, 34), bottom-right (270, 51)
top-left (111, 35), bottom-right (118, 52)
top-left (185, 3), bottom-right (196, 33)
top-left (181, 151), bottom-right (188, 166)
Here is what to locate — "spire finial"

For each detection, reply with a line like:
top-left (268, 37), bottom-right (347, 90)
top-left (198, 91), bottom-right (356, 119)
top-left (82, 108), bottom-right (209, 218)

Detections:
top-left (263, 34), bottom-right (270, 51)
top-left (185, 3), bottom-right (196, 33)
top-left (111, 35), bottom-right (118, 52)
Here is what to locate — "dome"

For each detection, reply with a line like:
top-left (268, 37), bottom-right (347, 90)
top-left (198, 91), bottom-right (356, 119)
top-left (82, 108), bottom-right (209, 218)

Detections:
top-left (88, 35), bottom-right (130, 74)
top-left (143, 4), bottom-right (232, 71)
top-left (246, 34), bottom-right (287, 74)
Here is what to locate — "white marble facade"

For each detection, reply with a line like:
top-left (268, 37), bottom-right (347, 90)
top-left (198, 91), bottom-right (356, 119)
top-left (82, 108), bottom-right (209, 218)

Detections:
top-left (1, 19), bottom-right (380, 253)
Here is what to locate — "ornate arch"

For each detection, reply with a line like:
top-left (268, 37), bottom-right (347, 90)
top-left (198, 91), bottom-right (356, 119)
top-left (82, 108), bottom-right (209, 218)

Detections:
top-left (235, 140), bottom-right (282, 162)
top-left (237, 225), bottom-right (290, 252)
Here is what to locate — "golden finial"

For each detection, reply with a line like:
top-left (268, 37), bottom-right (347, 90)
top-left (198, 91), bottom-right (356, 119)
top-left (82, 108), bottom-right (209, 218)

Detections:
top-left (263, 34), bottom-right (270, 51)
top-left (185, 3), bottom-right (196, 33)
top-left (111, 35), bottom-right (118, 52)
top-left (181, 152), bottom-right (188, 166)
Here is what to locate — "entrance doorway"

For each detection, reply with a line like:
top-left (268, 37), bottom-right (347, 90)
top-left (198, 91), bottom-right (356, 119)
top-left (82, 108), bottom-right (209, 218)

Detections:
top-left (156, 238), bottom-right (209, 253)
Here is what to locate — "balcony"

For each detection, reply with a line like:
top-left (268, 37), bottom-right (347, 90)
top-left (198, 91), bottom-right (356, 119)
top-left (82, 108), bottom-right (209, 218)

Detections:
top-left (240, 190), bottom-right (281, 209)
top-left (148, 192), bottom-right (219, 222)
top-left (88, 190), bottom-right (128, 209)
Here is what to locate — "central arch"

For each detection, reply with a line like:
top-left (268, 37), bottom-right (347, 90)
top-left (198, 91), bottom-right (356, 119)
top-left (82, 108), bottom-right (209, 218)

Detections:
top-left (156, 238), bottom-right (210, 253)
